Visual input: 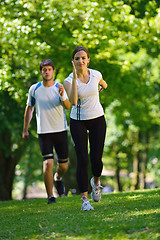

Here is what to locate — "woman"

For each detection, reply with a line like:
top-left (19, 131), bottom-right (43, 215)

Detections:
top-left (64, 46), bottom-right (107, 211)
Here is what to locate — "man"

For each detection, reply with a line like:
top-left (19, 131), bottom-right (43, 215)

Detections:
top-left (22, 59), bottom-right (70, 204)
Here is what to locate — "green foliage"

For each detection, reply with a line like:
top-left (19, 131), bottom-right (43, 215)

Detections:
top-left (0, 189), bottom-right (160, 239)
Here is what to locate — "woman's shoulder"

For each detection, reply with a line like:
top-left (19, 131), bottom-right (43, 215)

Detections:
top-left (90, 69), bottom-right (102, 79)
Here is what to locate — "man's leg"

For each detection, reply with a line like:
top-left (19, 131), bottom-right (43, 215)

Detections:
top-left (56, 162), bottom-right (68, 180)
top-left (54, 130), bottom-right (69, 196)
top-left (38, 133), bottom-right (56, 203)
top-left (54, 161), bottom-right (69, 196)
top-left (43, 158), bottom-right (54, 198)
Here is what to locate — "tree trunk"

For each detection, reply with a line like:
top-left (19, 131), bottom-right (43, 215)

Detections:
top-left (113, 143), bottom-right (122, 192)
top-left (131, 132), bottom-right (141, 190)
top-left (140, 132), bottom-right (149, 189)
top-left (132, 151), bottom-right (140, 190)
top-left (140, 151), bottom-right (147, 189)
top-left (115, 152), bottom-right (122, 192)
top-left (22, 185), bottom-right (27, 200)
top-left (0, 90), bottom-right (27, 200)
top-left (0, 154), bottom-right (17, 200)
top-left (0, 140), bottom-right (23, 200)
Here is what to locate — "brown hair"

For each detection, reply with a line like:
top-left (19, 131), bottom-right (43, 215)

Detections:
top-left (40, 59), bottom-right (55, 71)
top-left (72, 46), bottom-right (89, 59)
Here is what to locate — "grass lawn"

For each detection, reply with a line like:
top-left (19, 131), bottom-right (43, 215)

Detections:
top-left (0, 188), bottom-right (160, 240)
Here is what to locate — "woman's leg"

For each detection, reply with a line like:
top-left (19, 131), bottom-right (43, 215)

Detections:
top-left (89, 116), bottom-right (106, 180)
top-left (70, 119), bottom-right (89, 194)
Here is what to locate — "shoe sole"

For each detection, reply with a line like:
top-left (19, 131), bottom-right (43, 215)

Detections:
top-left (48, 202), bottom-right (56, 204)
top-left (81, 207), bottom-right (94, 211)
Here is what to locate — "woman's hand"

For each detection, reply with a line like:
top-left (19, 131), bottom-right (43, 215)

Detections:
top-left (99, 78), bottom-right (107, 91)
top-left (72, 61), bottom-right (77, 80)
top-left (63, 61), bottom-right (78, 106)
top-left (99, 86), bottom-right (104, 92)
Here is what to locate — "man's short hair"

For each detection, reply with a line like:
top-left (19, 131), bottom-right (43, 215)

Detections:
top-left (40, 59), bottom-right (55, 71)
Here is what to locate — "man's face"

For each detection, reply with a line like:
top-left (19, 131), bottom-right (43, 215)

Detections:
top-left (41, 65), bottom-right (55, 81)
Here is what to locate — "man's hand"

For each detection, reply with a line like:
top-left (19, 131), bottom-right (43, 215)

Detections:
top-left (22, 131), bottom-right (29, 141)
top-left (58, 84), bottom-right (64, 96)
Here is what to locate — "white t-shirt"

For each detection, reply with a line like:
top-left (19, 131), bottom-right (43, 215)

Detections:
top-left (27, 81), bottom-right (68, 134)
top-left (64, 69), bottom-right (104, 120)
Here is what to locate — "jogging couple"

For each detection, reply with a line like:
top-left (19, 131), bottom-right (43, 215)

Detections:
top-left (22, 46), bottom-right (107, 211)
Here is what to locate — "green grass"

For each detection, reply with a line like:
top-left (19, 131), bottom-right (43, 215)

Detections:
top-left (0, 189), bottom-right (160, 240)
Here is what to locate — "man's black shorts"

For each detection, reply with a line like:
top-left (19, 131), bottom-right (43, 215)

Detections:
top-left (38, 130), bottom-right (68, 162)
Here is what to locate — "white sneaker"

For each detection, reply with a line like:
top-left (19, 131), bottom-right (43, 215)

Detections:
top-left (54, 173), bottom-right (62, 181)
top-left (81, 199), bottom-right (94, 211)
top-left (90, 177), bottom-right (103, 202)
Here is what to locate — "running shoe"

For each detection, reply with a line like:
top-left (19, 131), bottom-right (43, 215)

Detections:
top-left (81, 199), bottom-right (94, 211)
top-left (48, 196), bottom-right (56, 204)
top-left (90, 177), bottom-right (103, 202)
top-left (54, 173), bottom-right (65, 197)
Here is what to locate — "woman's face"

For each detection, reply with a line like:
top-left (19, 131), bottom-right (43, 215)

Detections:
top-left (73, 50), bottom-right (90, 70)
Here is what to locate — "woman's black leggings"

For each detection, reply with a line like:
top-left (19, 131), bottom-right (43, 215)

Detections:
top-left (70, 116), bottom-right (106, 193)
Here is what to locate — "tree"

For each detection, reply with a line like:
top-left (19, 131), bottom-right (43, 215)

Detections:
top-left (0, 91), bottom-right (25, 200)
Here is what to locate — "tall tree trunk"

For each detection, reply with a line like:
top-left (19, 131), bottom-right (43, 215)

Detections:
top-left (140, 132), bottom-right (149, 189)
top-left (0, 153), bottom-right (17, 200)
top-left (131, 132), bottom-right (141, 190)
top-left (22, 185), bottom-right (27, 200)
top-left (140, 151), bottom-right (147, 189)
top-left (132, 151), bottom-right (140, 190)
top-left (0, 139), bottom-right (23, 200)
top-left (0, 91), bottom-right (26, 200)
top-left (115, 152), bottom-right (122, 191)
